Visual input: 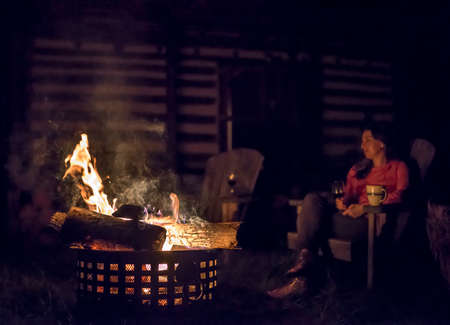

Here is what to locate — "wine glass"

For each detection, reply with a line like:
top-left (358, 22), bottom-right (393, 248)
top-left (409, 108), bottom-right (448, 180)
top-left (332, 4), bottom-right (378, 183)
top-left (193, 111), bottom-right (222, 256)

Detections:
top-left (331, 180), bottom-right (345, 199)
top-left (227, 172), bottom-right (237, 195)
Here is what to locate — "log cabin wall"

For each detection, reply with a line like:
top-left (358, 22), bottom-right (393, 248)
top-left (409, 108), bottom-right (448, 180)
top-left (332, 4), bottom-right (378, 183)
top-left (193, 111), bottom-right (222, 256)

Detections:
top-left (29, 38), bottom-right (168, 153)
top-left (319, 53), bottom-right (394, 179)
top-left (23, 9), bottom-right (305, 196)
top-left (27, 39), bottom-right (228, 193)
top-left (175, 58), bottom-right (219, 178)
top-left (21, 6), bottom-right (394, 197)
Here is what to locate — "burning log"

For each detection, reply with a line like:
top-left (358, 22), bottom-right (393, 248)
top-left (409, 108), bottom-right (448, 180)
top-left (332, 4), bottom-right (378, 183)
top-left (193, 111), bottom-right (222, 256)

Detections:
top-left (48, 207), bottom-right (166, 250)
top-left (163, 221), bottom-right (241, 249)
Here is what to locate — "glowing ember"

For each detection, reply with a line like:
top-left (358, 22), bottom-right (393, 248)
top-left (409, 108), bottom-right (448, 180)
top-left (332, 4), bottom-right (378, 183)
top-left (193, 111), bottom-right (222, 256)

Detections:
top-left (161, 235), bottom-right (173, 251)
top-left (144, 196), bottom-right (182, 251)
top-left (159, 223), bottom-right (190, 251)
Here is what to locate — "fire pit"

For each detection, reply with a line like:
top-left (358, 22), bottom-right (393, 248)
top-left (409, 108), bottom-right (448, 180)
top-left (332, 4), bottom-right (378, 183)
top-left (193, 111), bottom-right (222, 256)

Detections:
top-left (51, 134), bottom-right (234, 312)
top-left (75, 248), bottom-right (218, 310)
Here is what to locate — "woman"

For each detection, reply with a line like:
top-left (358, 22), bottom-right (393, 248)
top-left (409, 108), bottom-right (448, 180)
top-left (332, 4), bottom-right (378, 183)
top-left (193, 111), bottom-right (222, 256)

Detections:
top-left (267, 125), bottom-right (409, 298)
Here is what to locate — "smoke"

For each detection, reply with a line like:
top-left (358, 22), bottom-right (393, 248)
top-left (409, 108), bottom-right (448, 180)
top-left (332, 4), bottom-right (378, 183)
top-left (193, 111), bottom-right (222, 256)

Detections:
top-left (7, 56), bottom-right (204, 237)
top-left (5, 16), bottom-right (210, 243)
top-left (63, 59), bottom-right (196, 216)
top-left (7, 111), bottom-right (201, 224)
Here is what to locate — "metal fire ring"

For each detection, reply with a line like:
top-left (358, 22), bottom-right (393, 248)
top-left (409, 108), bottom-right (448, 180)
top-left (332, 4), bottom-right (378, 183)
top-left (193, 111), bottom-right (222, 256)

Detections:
top-left (74, 248), bottom-right (218, 310)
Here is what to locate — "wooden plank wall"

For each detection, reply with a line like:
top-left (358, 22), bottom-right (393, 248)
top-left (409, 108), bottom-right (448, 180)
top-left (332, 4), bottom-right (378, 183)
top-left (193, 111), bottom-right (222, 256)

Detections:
top-left (320, 54), bottom-right (393, 172)
top-left (176, 59), bottom-right (219, 175)
top-left (174, 46), bottom-right (302, 190)
top-left (29, 38), bottom-right (169, 169)
top-left (174, 46), bottom-right (298, 177)
top-left (26, 17), bottom-right (393, 192)
top-left (28, 39), bottom-right (223, 187)
top-left (26, 33), bottom-right (299, 193)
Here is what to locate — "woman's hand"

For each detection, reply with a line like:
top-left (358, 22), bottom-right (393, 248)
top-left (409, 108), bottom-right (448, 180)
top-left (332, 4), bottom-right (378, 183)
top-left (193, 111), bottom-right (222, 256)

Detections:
top-left (335, 198), bottom-right (347, 211)
top-left (342, 204), bottom-right (365, 218)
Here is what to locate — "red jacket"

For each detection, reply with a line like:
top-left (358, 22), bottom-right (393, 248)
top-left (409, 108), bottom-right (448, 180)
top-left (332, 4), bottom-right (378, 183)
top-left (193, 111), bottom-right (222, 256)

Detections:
top-left (343, 160), bottom-right (409, 206)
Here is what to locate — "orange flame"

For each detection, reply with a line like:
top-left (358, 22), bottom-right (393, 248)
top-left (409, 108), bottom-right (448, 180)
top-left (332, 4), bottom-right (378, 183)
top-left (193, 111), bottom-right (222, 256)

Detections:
top-left (64, 134), bottom-right (116, 215)
top-left (64, 133), bottom-right (183, 251)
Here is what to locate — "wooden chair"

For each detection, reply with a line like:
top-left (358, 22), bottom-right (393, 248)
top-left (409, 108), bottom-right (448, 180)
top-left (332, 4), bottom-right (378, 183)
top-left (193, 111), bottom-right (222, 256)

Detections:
top-left (409, 138), bottom-right (436, 182)
top-left (287, 138), bottom-right (436, 288)
top-left (199, 148), bottom-right (264, 223)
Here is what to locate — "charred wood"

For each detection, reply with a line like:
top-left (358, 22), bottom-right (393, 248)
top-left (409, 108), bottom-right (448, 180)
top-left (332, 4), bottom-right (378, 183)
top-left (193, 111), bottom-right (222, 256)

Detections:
top-left (48, 207), bottom-right (166, 250)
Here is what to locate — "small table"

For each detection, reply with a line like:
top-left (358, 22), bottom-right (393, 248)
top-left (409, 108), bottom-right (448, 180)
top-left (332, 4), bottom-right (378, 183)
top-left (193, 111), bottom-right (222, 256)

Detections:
top-left (364, 205), bottom-right (385, 289)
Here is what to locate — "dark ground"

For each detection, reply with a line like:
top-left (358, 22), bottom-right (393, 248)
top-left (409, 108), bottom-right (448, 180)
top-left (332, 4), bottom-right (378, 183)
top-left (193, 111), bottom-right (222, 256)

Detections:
top-left (0, 240), bottom-right (449, 325)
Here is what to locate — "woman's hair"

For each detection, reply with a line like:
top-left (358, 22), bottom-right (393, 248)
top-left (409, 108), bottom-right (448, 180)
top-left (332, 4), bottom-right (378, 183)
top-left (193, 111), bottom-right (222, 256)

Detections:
top-left (354, 123), bottom-right (398, 179)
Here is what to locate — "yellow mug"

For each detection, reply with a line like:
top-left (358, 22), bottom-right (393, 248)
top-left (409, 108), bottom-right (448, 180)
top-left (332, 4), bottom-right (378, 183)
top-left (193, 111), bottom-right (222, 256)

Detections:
top-left (366, 185), bottom-right (387, 206)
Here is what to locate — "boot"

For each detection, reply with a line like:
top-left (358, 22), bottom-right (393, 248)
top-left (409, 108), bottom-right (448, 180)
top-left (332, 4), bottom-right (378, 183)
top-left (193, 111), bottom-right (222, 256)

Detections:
top-left (286, 248), bottom-right (314, 276)
top-left (266, 276), bottom-right (308, 299)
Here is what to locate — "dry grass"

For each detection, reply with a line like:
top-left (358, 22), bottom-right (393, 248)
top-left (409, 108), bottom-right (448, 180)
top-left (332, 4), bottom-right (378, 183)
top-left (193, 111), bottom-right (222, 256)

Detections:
top-left (0, 257), bottom-right (76, 324)
top-left (0, 245), bottom-right (449, 325)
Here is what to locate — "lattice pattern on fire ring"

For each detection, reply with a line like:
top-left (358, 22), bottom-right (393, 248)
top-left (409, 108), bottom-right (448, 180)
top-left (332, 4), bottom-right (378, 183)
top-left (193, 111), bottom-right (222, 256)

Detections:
top-left (75, 249), bottom-right (218, 309)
